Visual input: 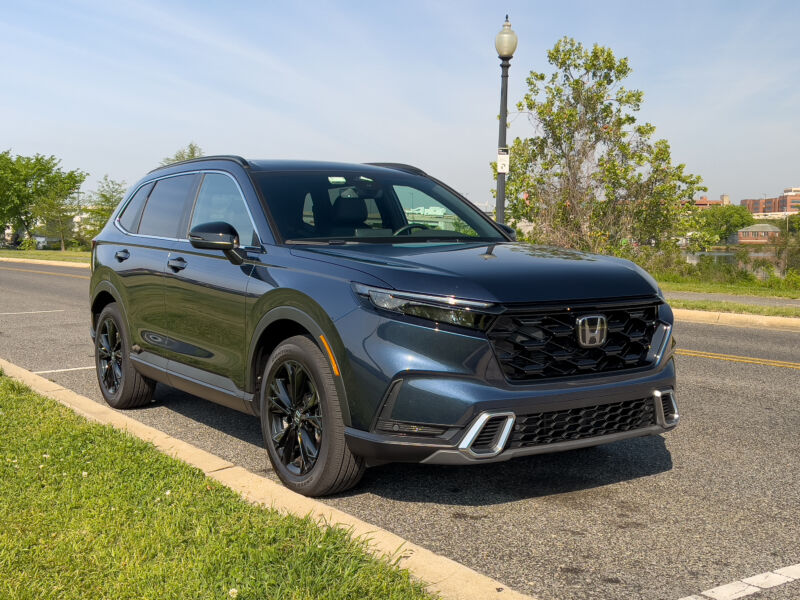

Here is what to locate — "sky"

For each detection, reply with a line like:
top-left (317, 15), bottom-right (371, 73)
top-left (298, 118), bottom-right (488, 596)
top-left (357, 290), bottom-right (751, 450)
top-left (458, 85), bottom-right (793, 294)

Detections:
top-left (1, 0), bottom-right (799, 209)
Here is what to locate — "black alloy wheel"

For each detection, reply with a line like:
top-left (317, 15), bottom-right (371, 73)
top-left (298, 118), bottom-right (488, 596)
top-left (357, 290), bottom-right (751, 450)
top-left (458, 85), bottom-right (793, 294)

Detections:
top-left (93, 302), bottom-right (154, 409)
top-left (266, 359), bottom-right (323, 476)
top-left (260, 335), bottom-right (364, 496)
top-left (97, 316), bottom-right (123, 395)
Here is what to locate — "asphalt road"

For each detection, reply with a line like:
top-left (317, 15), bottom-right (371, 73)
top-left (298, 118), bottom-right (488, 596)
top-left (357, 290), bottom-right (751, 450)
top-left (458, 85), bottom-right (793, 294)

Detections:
top-left (1, 262), bottom-right (798, 600)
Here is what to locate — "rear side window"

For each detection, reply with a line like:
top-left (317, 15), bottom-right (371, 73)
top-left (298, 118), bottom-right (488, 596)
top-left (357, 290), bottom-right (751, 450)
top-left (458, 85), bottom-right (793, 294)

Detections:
top-left (138, 175), bottom-right (197, 238)
top-left (189, 173), bottom-right (259, 247)
top-left (118, 182), bottom-right (153, 233)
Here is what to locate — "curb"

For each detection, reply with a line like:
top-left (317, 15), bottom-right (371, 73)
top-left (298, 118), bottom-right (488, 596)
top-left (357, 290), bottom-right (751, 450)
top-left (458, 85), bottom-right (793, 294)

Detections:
top-left (0, 357), bottom-right (535, 600)
top-left (0, 256), bottom-right (91, 269)
top-left (673, 308), bottom-right (800, 332)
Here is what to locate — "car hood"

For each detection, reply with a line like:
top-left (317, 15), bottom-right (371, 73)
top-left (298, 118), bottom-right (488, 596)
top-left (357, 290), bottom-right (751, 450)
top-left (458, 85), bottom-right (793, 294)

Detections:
top-left (290, 242), bottom-right (660, 304)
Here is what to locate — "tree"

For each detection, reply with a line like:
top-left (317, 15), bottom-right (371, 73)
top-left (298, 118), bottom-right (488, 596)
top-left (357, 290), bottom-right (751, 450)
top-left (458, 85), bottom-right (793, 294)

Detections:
top-left (79, 175), bottom-right (127, 242)
top-left (0, 151), bottom-right (87, 244)
top-left (788, 213), bottom-right (800, 234)
top-left (161, 142), bottom-right (203, 166)
top-left (499, 38), bottom-right (705, 256)
top-left (695, 205), bottom-right (754, 245)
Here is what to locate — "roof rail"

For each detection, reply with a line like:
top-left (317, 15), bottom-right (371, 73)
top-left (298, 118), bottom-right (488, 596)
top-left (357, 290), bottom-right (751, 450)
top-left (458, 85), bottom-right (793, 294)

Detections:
top-left (148, 155), bottom-right (250, 173)
top-left (365, 162), bottom-right (427, 176)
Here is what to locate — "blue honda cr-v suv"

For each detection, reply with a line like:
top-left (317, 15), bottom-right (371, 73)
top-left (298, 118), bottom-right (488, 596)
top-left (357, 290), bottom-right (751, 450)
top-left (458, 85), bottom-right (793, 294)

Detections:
top-left (89, 156), bottom-right (678, 496)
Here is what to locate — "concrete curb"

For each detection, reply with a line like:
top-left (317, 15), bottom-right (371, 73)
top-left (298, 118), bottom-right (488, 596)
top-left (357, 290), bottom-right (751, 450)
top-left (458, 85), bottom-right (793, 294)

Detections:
top-left (0, 256), bottom-right (91, 269)
top-left (0, 357), bottom-right (534, 600)
top-left (673, 308), bottom-right (800, 332)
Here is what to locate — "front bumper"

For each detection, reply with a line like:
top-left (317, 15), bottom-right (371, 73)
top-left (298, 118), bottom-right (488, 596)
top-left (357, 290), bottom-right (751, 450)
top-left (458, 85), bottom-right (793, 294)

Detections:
top-left (345, 358), bottom-right (678, 465)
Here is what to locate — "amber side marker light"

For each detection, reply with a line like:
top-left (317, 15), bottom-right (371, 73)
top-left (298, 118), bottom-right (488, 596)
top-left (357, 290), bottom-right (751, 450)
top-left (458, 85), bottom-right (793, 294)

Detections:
top-left (319, 335), bottom-right (340, 377)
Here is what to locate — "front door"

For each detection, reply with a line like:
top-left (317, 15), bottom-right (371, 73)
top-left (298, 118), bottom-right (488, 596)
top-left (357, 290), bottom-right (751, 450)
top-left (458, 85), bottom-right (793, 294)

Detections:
top-left (161, 172), bottom-right (259, 397)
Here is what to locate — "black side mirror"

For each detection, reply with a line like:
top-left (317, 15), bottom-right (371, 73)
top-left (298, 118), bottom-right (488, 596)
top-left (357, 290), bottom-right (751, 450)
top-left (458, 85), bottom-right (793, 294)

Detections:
top-left (189, 221), bottom-right (245, 265)
top-left (497, 223), bottom-right (517, 241)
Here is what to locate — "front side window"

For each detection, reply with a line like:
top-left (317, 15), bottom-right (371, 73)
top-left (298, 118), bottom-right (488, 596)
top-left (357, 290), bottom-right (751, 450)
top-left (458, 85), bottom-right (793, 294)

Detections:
top-left (251, 170), bottom-right (502, 243)
top-left (190, 173), bottom-right (259, 247)
top-left (138, 174), bottom-right (197, 238)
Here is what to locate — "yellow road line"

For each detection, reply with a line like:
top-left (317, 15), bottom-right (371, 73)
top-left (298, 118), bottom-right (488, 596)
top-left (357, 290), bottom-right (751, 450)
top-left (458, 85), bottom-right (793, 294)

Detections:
top-left (0, 266), bottom-right (90, 280)
top-left (676, 348), bottom-right (800, 370)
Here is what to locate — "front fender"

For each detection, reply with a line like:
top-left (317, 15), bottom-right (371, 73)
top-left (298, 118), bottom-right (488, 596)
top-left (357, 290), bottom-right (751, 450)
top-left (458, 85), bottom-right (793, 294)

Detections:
top-left (246, 300), bottom-right (353, 428)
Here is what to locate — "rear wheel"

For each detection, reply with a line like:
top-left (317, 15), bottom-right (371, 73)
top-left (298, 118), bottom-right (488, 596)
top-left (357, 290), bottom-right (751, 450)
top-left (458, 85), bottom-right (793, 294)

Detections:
top-left (94, 303), bottom-right (154, 409)
top-left (260, 335), bottom-right (364, 497)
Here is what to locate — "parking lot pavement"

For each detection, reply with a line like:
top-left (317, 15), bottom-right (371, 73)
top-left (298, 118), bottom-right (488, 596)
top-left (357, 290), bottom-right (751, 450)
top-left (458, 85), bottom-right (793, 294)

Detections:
top-left (1, 263), bottom-right (798, 600)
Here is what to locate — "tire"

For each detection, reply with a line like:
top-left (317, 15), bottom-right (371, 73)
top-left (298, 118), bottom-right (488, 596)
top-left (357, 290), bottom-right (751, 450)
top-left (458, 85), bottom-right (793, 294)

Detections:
top-left (94, 302), bottom-right (155, 409)
top-left (260, 335), bottom-right (364, 497)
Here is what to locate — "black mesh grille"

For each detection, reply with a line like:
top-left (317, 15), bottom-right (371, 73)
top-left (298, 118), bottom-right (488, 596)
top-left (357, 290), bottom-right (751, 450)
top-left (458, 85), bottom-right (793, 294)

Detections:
top-left (660, 393), bottom-right (676, 420)
top-left (472, 416), bottom-right (505, 450)
top-left (509, 398), bottom-right (656, 448)
top-left (488, 301), bottom-right (661, 382)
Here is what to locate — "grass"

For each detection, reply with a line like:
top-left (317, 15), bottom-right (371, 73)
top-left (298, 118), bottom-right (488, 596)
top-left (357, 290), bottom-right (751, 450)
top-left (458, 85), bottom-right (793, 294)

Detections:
top-left (659, 280), bottom-right (800, 299)
top-left (0, 249), bottom-right (91, 263)
top-left (0, 375), bottom-right (433, 600)
top-left (669, 299), bottom-right (800, 319)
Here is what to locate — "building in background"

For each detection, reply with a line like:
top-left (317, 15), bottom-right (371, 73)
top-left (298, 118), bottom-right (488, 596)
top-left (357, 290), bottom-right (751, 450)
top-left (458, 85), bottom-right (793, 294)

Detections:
top-left (740, 188), bottom-right (799, 215)
top-left (737, 223), bottom-right (781, 244)
top-left (684, 194), bottom-right (729, 210)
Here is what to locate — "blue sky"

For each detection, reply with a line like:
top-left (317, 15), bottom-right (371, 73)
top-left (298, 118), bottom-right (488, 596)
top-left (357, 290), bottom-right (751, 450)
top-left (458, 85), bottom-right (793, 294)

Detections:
top-left (1, 0), bottom-right (798, 208)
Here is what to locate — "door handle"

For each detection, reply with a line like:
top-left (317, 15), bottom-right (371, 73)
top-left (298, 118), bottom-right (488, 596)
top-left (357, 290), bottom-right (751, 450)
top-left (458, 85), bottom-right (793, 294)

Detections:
top-left (114, 249), bottom-right (130, 262)
top-left (167, 257), bottom-right (187, 272)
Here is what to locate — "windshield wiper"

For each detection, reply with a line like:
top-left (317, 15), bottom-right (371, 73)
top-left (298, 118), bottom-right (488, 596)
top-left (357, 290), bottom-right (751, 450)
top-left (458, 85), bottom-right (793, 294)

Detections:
top-left (284, 239), bottom-right (364, 246)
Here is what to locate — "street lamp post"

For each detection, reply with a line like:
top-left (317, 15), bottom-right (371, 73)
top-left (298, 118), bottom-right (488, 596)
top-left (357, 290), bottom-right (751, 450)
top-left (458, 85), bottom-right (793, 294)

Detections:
top-left (494, 15), bottom-right (518, 225)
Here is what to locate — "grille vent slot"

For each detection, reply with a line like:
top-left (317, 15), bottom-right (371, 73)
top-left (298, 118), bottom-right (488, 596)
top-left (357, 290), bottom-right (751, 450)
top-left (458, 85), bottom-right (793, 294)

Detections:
top-left (471, 416), bottom-right (507, 451)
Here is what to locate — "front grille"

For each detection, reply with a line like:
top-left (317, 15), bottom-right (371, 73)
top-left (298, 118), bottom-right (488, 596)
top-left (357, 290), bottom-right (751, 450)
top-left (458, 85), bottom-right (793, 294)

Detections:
top-left (509, 397), bottom-right (656, 448)
top-left (488, 301), bottom-right (661, 382)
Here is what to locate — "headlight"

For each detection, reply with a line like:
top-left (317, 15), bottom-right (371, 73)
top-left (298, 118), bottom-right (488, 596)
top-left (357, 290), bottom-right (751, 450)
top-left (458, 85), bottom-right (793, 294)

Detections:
top-left (353, 283), bottom-right (499, 330)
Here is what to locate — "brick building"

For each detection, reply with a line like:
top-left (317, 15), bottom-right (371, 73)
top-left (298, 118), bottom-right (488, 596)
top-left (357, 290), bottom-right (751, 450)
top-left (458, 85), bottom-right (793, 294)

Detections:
top-left (683, 194), bottom-right (729, 210)
top-left (737, 223), bottom-right (781, 244)
top-left (741, 188), bottom-right (800, 214)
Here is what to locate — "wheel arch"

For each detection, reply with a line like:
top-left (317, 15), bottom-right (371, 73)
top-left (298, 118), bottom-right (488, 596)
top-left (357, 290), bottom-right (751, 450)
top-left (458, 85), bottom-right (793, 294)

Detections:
top-left (247, 304), bottom-right (352, 427)
top-left (90, 281), bottom-right (126, 337)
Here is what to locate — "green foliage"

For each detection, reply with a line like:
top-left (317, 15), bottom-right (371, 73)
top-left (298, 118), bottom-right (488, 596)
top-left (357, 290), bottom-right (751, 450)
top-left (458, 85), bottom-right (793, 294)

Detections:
top-left (499, 38), bottom-right (705, 255)
top-left (161, 141), bottom-right (203, 166)
top-left (80, 175), bottom-right (127, 242)
top-left (17, 238), bottom-right (38, 251)
top-left (694, 205), bottom-right (755, 245)
top-left (668, 299), bottom-right (800, 319)
top-left (788, 213), bottom-right (800, 234)
top-left (0, 151), bottom-right (87, 249)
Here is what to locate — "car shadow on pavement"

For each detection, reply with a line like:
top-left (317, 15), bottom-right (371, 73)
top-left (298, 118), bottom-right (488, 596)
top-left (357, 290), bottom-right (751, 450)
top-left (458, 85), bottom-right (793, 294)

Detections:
top-left (151, 385), bottom-right (264, 447)
top-left (341, 435), bottom-right (672, 506)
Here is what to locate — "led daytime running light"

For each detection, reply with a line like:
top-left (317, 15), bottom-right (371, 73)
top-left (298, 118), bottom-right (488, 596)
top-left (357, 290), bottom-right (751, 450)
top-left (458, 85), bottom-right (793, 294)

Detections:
top-left (353, 284), bottom-right (498, 329)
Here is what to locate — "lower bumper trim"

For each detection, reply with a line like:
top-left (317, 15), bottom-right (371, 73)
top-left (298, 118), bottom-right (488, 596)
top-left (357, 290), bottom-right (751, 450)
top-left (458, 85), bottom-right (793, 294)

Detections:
top-left (421, 424), bottom-right (668, 465)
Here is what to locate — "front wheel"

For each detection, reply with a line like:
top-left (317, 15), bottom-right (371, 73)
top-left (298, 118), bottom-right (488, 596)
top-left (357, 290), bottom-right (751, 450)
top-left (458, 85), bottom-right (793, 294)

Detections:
top-left (260, 335), bottom-right (364, 496)
top-left (94, 303), bottom-right (155, 409)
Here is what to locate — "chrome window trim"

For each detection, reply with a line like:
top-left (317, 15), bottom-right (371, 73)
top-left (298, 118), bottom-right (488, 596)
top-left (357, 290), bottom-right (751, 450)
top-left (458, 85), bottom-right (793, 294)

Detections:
top-left (114, 169), bottom-right (262, 248)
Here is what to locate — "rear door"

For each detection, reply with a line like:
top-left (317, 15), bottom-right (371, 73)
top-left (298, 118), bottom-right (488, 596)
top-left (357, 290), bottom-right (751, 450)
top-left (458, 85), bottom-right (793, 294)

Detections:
top-left (113, 174), bottom-right (197, 371)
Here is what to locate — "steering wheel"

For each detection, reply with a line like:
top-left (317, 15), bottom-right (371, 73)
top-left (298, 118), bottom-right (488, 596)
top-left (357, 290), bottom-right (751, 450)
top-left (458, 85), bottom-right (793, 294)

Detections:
top-left (393, 223), bottom-right (431, 236)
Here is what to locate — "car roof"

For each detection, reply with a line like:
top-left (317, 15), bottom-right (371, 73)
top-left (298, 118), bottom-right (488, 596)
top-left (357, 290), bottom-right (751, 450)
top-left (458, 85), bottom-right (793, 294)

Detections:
top-left (149, 156), bottom-right (427, 176)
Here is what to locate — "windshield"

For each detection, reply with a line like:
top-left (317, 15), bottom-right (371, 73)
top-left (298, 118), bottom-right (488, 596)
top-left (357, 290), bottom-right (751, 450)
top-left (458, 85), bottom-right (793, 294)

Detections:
top-left (251, 170), bottom-right (504, 244)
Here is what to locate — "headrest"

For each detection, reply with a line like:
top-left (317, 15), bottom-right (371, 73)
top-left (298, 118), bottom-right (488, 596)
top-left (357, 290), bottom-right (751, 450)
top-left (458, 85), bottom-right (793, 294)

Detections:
top-left (332, 195), bottom-right (368, 225)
